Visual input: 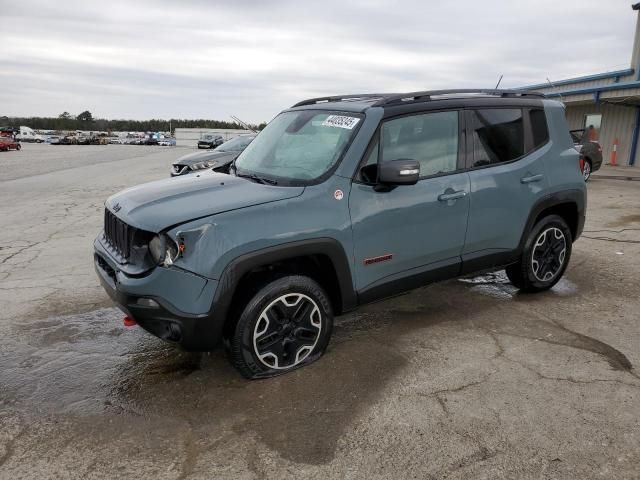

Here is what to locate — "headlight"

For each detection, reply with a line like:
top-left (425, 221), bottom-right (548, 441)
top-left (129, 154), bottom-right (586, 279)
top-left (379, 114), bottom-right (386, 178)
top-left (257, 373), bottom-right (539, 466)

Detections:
top-left (148, 234), bottom-right (180, 266)
top-left (191, 162), bottom-right (211, 170)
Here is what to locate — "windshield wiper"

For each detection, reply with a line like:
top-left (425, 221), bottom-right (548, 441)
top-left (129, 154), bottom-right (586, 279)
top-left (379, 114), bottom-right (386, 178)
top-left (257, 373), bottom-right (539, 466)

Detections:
top-left (236, 172), bottom-right (278, 185)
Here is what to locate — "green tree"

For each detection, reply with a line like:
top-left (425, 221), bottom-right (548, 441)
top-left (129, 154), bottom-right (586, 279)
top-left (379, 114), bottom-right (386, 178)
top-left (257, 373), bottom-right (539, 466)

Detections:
top-left (58, 111), bottom-right (72, 119)
top-left (76, 110), bottom-right (94, 122)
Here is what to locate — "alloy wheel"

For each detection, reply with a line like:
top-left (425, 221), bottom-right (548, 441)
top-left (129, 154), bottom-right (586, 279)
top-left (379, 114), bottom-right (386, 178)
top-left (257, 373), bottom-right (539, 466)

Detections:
top-left (583, 161), bottom-right (591, 181)
top-left (252, 293), bottom-right (322, 369)
top-left (531, 227), bottom-right (567, 282)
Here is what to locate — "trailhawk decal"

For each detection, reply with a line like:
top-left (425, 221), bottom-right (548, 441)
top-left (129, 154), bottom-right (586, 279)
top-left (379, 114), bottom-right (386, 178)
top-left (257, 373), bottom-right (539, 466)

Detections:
top-left (363, 254), bottom-right (393, 266)
top-left (321, 115), bottom-right (360, 130)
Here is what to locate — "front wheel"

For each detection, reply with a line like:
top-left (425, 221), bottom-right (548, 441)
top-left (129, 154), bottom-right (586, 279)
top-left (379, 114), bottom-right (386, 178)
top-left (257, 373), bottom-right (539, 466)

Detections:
top-left (506, 215), bottom-right (572, 292)
top-left (16, 143), bottom-right (21, 151)
top-left (228, 275), bottom-right (333, 379)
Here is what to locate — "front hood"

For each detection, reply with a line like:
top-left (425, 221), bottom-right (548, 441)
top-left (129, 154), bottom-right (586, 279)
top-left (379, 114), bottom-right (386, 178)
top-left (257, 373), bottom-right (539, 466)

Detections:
top-left (106, 171), bottom-right (304, 232)
top-left (174, 150), bottom-right (237, 167)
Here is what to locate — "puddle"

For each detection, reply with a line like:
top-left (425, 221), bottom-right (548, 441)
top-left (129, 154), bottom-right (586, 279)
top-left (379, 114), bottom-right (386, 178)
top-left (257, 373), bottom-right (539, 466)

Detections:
top-left (458, 271), bottom-right (579, 299)
top-left (458, 271), bottom-right (517, 299)
top-left (1, 307), bottom-right (411, 465)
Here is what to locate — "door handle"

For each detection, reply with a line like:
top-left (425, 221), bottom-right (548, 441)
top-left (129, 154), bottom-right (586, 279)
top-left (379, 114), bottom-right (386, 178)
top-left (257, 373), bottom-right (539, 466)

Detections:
top-left (438, 190), bottom-right (467, 202)
top-left (520, 174), bottom-right (544, 184)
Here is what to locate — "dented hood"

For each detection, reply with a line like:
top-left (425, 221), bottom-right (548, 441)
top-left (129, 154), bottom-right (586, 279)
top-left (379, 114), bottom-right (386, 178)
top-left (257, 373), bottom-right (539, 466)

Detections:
top-left (105, 171), bottom-right (304, 232)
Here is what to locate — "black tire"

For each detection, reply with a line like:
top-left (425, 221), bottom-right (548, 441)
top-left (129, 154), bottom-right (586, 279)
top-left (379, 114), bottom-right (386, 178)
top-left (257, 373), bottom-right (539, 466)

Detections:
top-left (505, 214), bottom-right (572, 293)
top-left (16, 144), bottom-right (21, 151)
top-left (228, 275), bottom-right (333, 379)
top-left (582, 158), bottom-right (592, 182)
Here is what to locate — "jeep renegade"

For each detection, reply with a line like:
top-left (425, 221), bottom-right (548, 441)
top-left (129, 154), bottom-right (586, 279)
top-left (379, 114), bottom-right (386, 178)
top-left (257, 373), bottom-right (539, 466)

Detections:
top-left (94, 89), bottom-right (586, 379)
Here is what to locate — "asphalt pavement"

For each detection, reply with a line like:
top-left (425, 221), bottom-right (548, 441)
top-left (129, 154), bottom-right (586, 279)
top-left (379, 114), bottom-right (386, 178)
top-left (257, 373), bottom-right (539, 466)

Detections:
top-left (1, 144), bottom-right (639, 479)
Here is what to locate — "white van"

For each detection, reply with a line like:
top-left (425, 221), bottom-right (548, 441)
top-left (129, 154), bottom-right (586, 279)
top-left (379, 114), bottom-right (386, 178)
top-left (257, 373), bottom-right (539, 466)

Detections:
top-left (16, 126), bottom-right (45, 143)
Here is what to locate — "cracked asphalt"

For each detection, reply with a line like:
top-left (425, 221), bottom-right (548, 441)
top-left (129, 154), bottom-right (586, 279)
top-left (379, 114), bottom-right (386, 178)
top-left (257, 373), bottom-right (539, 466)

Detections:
top-left (1, 144), bottom-right (639, 479)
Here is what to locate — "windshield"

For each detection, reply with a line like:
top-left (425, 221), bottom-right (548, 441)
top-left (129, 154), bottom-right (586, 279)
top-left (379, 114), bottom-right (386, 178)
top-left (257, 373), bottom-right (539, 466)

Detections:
top-left (234, 110), bottom-right (362, 183)
top-left (218, 135), bottom-right (255, 152)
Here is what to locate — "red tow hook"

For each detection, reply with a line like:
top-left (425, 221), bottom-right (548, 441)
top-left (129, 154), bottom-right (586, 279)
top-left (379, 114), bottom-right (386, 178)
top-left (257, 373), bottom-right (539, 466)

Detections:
top-left (123, 316), bottom-right (137, 327)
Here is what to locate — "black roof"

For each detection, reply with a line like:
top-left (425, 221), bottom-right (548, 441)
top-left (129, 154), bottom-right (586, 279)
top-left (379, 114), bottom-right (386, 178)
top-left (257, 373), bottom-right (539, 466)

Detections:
top-left (290, 89), bottom-right (545, 111)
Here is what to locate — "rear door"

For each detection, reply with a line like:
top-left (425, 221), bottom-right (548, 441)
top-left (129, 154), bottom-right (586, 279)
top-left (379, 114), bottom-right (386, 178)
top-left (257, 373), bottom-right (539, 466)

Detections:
top-left (349, 109), bottom-right (471, 298)
top-left (462, 107), bottom-right (550, 266)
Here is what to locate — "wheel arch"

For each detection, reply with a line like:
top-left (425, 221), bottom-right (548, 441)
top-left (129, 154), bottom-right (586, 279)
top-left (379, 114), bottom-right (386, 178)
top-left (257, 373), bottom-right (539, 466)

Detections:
top-left (519, 190), bottom-right (586, 249)
top-left (211, 238), bottom-right (356, 341)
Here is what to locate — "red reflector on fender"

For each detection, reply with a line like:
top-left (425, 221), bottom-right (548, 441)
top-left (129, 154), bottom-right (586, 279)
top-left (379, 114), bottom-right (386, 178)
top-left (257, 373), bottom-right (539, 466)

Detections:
top-left (123, 316), bottom-right (137, 327)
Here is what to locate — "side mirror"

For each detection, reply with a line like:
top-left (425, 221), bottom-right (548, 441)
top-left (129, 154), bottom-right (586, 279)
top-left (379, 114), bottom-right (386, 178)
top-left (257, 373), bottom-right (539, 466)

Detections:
top-left (378, 159), bottom-right (420, 185)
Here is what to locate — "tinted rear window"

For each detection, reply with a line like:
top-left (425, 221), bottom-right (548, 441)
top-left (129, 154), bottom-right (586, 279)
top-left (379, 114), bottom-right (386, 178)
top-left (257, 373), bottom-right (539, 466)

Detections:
top-left (470, 109), bottom-right (524, 167)
top-left (530, 109), bottom-right (549, 149)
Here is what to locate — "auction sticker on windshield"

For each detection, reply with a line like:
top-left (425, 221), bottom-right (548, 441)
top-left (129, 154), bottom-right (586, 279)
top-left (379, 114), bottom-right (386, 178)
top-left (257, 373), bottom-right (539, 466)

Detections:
top-left (322, 115), bottom-right (360, 130)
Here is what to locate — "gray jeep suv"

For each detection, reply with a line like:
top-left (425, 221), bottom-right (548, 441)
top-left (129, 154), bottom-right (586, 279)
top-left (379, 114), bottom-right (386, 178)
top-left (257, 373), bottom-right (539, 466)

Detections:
top-left (95, 89), bottom-right (586, 379)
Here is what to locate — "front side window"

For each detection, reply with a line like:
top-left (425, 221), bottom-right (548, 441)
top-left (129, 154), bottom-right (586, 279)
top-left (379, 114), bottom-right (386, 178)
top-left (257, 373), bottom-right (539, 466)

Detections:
top-left (381, 111), bottom-right (459, 177)
top-left (470, 109), bottom-right (524, 167)
top-left (234, 110), bottom-right (362, 184)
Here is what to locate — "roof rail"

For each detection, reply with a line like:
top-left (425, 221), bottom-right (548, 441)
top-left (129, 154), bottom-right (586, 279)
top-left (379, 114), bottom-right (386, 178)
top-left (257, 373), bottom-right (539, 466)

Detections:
top-left (291, 93), bottom-right (391, 108)
top-left (291, 89), bottom-right (545, 109)
top-left (373, 89), bottom-right (545, 106)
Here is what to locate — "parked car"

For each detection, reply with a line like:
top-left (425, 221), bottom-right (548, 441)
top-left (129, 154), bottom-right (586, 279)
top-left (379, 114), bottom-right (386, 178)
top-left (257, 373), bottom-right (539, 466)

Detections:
top-left (198, 134), bottom-right (224, 149)
top-left (56, 135), bottom-right (78, 145)
top-left (171, 134), bottom-right (256, 176)
top-left (158, 137), bottom-right (176, 146)
top-left (95, 89), bottom-right (586, 379)
top-left (570, 129), bottom-right (603, 181)
top-left (46, 136), bottom-right (62, 145)
top-left (0, 137), bottom-right (21, 151)
top-left (16, 126), bottom-right (45, 143)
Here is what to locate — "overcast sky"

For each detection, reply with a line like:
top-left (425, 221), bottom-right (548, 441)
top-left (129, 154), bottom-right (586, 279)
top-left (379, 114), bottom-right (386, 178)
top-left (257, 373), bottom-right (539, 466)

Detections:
top-left (1, 0), bottom-right (638, 123)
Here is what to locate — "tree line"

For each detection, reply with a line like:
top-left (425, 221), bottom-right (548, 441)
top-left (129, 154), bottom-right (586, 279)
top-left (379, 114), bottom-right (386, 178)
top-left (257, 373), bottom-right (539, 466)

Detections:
top-left (0, 111), bottom-right (266, 133)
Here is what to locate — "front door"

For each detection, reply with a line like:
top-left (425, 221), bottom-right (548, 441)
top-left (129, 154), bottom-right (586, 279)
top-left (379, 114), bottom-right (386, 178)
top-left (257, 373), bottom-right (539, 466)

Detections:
top-left (349, 109), bottom-right (471, 300)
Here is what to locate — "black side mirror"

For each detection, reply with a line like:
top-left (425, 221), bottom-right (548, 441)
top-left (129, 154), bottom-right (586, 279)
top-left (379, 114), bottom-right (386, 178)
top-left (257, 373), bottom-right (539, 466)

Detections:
top-left (378, 159), bottom-right (420, 185)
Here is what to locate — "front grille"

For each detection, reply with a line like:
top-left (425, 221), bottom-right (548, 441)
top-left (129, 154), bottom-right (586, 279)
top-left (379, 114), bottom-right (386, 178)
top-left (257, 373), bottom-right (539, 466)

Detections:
top-left (104, 208), bottom-right (132, 259)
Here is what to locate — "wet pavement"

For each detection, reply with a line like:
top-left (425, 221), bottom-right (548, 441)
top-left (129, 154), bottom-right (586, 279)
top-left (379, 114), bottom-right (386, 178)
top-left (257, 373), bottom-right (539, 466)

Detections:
top-left (1, 144), bottom-right (640, 479)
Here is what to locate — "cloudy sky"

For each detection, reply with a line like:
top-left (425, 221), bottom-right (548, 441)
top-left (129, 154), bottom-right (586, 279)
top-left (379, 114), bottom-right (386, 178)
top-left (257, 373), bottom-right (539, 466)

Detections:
top-left (1, 0), bottom-right (637, 123)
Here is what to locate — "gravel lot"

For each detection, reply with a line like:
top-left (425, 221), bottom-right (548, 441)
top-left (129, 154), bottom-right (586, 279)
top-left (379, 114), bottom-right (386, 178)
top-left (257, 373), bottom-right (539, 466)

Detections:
top-left (1, 144), bottom-right (639, 479)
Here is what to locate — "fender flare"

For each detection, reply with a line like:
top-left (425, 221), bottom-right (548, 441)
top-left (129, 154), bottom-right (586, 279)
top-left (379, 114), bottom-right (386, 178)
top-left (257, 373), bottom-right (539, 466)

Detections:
top-left (206, 238), bottom-right (356, 344)
top-left (518, 189), bottom-right (586, 252)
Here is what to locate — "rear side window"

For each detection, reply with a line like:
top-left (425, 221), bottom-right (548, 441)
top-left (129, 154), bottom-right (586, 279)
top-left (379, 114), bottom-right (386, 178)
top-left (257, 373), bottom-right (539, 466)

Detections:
top-left (381, 110), bottom-right (459, 177)
top-left (470, 109), bottom-right (524, 167)
top-left (530, 109), bottom-right (549, 149)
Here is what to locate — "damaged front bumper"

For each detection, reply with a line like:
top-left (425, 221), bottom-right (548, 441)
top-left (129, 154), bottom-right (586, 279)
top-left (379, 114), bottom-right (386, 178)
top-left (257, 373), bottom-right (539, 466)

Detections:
top-left (93, 237), bottom-right (223, 351)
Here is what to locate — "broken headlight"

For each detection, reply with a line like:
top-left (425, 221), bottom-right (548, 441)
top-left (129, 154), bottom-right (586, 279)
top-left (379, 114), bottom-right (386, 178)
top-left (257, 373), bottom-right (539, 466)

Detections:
top-left (191, 161), bottom-right (212, 171)
top-left (149, 234), bottom-right (180, 266)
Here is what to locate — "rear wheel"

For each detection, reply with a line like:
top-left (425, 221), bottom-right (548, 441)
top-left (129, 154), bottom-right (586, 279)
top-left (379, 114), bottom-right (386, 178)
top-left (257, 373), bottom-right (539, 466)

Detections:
top-left (16, 143), bottom-right (21, 151)
top-left (506, 215), bottom-right (572, 292)
top-left (582, 158), bottom-right (592, 181)
top-left (228, 275), bottom-right (333, 379)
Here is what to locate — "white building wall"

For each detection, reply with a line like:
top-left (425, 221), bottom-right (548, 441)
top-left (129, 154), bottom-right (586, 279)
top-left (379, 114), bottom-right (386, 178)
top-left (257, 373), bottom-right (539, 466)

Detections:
top-left (174, 128), bottom-right (252, 147)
